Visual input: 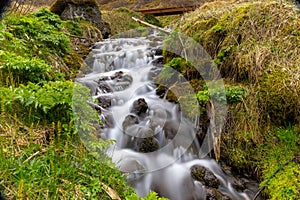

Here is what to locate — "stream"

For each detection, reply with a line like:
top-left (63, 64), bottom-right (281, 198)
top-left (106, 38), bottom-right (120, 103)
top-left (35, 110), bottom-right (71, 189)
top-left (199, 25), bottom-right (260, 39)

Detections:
top-left (75, 30), bottom-right (262, 200)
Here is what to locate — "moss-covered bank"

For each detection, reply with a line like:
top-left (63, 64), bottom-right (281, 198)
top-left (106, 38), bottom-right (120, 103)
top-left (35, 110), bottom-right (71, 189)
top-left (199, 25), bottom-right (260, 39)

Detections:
top-left (162, 0), bottom-right (300, 199)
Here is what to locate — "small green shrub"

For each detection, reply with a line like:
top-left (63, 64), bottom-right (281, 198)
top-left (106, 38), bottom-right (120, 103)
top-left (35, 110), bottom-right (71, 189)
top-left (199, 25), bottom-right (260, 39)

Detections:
top-left (196, 85), bottom-right (248, 104)
top-left (0, 81), bottom-right (74, 124)
top-left (0, 50), bottom-right (54, 85)
top-left (5, 8), bottom-right (70, 58)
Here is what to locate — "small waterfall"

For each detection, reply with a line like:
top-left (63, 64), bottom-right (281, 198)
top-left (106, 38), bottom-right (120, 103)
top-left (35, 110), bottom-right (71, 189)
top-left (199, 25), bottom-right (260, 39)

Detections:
top-left (76, 32), bottom-right (260, 200)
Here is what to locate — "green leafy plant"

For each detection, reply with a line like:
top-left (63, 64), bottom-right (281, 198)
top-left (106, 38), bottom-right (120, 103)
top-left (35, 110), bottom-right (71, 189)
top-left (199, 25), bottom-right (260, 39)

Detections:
top-left (5, 8), bottom-right (70, 58)
top-left (196, 85), bottom-right (248, 104)
top-left (0, 50), bottom-right (55, 85)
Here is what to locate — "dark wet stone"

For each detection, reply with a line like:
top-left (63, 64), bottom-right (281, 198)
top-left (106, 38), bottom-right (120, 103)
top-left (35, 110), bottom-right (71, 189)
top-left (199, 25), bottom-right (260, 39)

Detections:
top-left (153, 47), bottom-right (163, 56)
top-left (219, 162), bottom-right (246, 191)
top-left (163, 120), bottom-right (179, 140)
top-left (117, 158), bottom-right (145, 173)
top-left (117, 74), bottom-right (133, 83)
top-left (122, 114), bottom-right (139, 131)
top-left (136, 136), bottom-right (159, 153)
top-left (191, 165), bottom-right (220, 189)
top-left (98, 82), bottom-right (112, 94)
top-left (51, 0), bottom-right (111, 39)
top-left (206, 188), bottom-right (231, 200)
top-left (116, 74), bottom-right (133, 89)
top-left (97, 97), bottom-right (111, 109)
top-left (102, 112), bottom-right (114, 128)
top-left (148, 67), bottom-right (162, 80)
top-left (151, 57), bottom-right (164, 68)
top-left (131, 98), bottom-right (148, 116)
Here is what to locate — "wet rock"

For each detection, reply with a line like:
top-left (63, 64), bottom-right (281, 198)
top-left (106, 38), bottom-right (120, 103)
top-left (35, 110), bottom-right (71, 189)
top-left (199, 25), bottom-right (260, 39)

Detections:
top-left (131, 98), bottom-right (148, 117)
top-left (151, 57), bottom-right (164, 68)
top-left (206, 188), bottom-right (231, 200)
top-left (117, 158), bottom-right (145, 173)
top-left (220, 162), bottom-right (246, 191)
top-left (117, 74), bottom-right (133, 83)
top-left (163, 120), bottom-right (179, 140)
top-left (148, 105), bottom-right (168, 130)
top-left (125, 127), bottom-right (159, 153)
top-left (50, 0), bottom-right (111, 39)
top-left (136, 136), bottom-right (159, 153)
top-left (116, 76), bottom-right (133, 90)
top-left (148, 67), bottom-right (162, 80)
top-left (153, 47), bottom-right (163, 56)
top-left (97, 96), bottom-right (111, 109)
top-left (98, 82), bottom-right (112, 94)
top-left (122, 114), bottom-right (139, 132)
top-left (190, 165), bottom-right (220, 188)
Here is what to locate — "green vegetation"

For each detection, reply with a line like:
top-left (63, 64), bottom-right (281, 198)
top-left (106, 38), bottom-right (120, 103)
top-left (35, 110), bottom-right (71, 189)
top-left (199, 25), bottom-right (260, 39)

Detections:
top-left (101, 8), bottom-right (145, 35)
top-left (259, 127), bottom-right (299, 199)
top-left (167, 0), bottom-right (300, 199)
top-left (0, 7), bottom-right (164, 199)
top-left (101, 7), bottom-right (163, 36)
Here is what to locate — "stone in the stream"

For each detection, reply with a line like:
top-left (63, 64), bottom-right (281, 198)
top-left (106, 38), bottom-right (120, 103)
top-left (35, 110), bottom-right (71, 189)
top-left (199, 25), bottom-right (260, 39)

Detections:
top-left (136, 127), bottom-right (155, 138)
top-left (153, 47), bottom-right (163, 56)
top-left (98, 82), bottom-right (112, 94)
top-left (111, 72), bottom-right (133, 91)
top-left (97, 97), bottom-right (111, 109)
top-left (148, 67), bottom-right (162, 81)
top-left (205, 188), bottom-right (231, 200)
top-left (190, 165), bottom-right (220, 189)
top-left (151, 57), bottom-right (164, 68)
top-left (163, 120), bottom-right (180, 140)
top-left (117, 158), bottom-right (145, 173)
top-left (130, 98), bottom-right (148, 117)
top-left (220, 162), bottom-right (246, 191)
top-left (122, 114), bottom-right (139, 132)
top-left (128, 127), bottom-right (160, 153)
top-left (136, 136), bottom-right (159, 153)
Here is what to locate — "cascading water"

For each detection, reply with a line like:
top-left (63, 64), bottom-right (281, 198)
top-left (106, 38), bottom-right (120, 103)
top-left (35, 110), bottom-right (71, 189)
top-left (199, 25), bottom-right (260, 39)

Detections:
top-left (76, 31), bottom-right (261, 200)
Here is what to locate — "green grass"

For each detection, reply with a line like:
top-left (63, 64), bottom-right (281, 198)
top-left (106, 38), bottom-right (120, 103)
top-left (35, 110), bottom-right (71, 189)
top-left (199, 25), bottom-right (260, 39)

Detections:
top-left (0, 119), bottom-right (133, 199)
top-left (0, 7), bottom-right (166, 200)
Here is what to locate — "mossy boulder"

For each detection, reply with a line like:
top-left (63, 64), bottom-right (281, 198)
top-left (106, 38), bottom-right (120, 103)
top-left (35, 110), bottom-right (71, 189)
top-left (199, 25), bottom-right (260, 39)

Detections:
top-left (50, 0), bottom-right (111, 38)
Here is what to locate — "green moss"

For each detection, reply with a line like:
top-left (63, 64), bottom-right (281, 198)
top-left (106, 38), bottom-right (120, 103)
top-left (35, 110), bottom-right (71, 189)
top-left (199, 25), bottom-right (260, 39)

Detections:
top-left (259, 127), bottom-right (299, 199)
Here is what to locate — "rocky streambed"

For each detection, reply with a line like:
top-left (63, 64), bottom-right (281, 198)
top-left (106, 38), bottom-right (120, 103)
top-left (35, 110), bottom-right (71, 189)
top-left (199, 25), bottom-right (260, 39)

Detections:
top-left (75, 30), bottom-right (263, 200)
